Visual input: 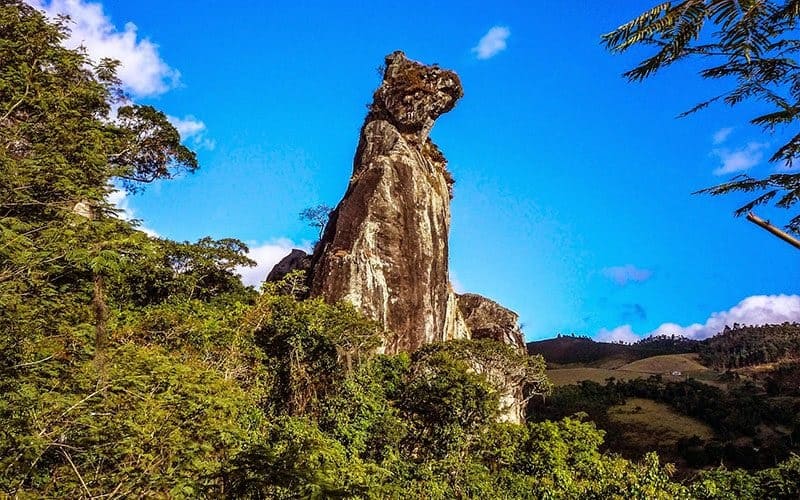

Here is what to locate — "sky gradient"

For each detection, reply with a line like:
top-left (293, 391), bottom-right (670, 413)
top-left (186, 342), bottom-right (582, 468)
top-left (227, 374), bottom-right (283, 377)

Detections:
top-left (32, 0), bottom-right (800, 342)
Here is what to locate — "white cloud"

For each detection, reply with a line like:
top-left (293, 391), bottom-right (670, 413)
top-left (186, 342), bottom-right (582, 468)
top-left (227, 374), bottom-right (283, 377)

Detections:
top-left (168, 115), bottom-right (205, 138)
top-left (595, 294), bottom-right (800, 342)
top-left (167, 115), bottom-right (215, 150)
top-left (712, 141), bottom-right (768, 176)
top-left (472, 26), bottom-right (510, 60)
top-left (29, 0), bottom-right (179, 97)
top-left (601, 264), bottom-right (653, 286)
top-left (236, 239), bottom-right (311, 288)
top-left (106, 187), bottom-right (158, 237)
top-left (596, 324), bottom-right (640, 344)
top-left (712, 127), bottom-right (733, 145)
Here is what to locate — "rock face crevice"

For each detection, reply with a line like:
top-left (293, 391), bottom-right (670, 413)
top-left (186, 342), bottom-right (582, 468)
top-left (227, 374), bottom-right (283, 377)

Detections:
top-left (307, 51), bottom-right (469, 354)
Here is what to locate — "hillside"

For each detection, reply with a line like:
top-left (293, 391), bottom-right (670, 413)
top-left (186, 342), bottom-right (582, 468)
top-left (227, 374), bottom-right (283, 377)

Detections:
top-left (527, 336), bottom-right (637, 367)
top-left (546, 353), bottom-right (713, 387)
top-left (527, 334), bottom-right (699, 368)
top-left (618, 353), bottom-right (709, 374)
top-left (532, 324), bottom-right (800, 379)
top-left (699, 322), bottom-right (800, 370)
top-left (532, 326), bottom-right (800, 479)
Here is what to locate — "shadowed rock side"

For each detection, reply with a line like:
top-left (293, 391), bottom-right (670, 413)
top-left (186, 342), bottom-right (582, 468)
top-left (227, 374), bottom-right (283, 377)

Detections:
top-left (265, 249), bottom-right (311, 283)
top-left (457, 293), bottom-right (526, 352)
top-left (307, 51), bottom-right (469, 354)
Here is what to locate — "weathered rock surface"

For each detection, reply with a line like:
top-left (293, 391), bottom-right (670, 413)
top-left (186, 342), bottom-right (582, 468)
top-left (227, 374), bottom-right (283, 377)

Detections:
top-left (265, 249), bottom-right (311, 283)
top-left (457, 293), bottom-right (526, 352)
top-left (457, 293), bottom-right (527, 422)
top-left (306, 51), bottom-right (469, 354)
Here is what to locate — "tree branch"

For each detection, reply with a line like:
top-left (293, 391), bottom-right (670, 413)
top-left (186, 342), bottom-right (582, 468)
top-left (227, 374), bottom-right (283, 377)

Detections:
top-left (59, 448), bottom-right (91, 498)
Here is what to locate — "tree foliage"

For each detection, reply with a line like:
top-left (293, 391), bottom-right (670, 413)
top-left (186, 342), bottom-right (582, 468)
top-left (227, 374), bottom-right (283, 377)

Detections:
top-left (532, 374), bottom-right (800, 473)
top-left (604, 0), bottom-right (800, 232)
top-left (0, 0), bottom-right (198, 352)
top-left (699, 322), bottom-right (800, 369)
top-left (300, 204), bottom-right (333, 240)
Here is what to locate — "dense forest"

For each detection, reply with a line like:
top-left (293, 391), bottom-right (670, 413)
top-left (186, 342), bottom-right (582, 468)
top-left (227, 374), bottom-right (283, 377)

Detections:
top-left (2, 2), bottom-right (800, 498)
top-left (531, 376), bottom-right (800, 472)
top-left (699, 323), bottom-right (800, 370)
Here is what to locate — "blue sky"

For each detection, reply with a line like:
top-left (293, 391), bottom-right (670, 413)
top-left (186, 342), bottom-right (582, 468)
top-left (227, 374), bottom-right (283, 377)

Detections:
top-left (34, 0), bottom-right (800, 342)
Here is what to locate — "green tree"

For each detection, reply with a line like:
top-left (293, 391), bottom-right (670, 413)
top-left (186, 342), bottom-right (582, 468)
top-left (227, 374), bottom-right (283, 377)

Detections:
top-left (603, 1), bottom-right (800, 233)
top-left (0, 0), bottom-right (198, 359)
top-left (300, 204), bottom-right (333, 240)
top-left (108, 236), bottom-right (256, 307)
top-left (1, 343), bottom-right (266, 497)
top-left (248, 280), bottom-right (383, 416)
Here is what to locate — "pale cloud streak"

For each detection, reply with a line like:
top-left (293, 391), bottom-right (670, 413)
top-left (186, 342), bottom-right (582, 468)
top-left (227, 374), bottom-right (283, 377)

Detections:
top-left (167, 115), bottom-right (216, 150)
top-left (712, 141), bottom-right (768, 176)
top-left (596, 324), bottom-right (640, 344)
top-left (28, 0), bottom-right (179, 97)
top-left (601, 264), bottom-right (653, 286)
top-left (472, 26), bottom-right (510, 60)
top-left (712, 127), bottom-right (733, 145)
top-left (595, 294), bottom-right (800, 343)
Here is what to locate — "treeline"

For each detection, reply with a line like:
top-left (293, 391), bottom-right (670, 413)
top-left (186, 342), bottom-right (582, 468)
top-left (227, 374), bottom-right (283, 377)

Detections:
top-left (532, 324), bottom-right (800, 372)
top-left (633, 334), bottom-right (700, 354)
top-left (699, 323), bottom-right (800, 370)
top-left (527, 334), bottom-right (699, 366)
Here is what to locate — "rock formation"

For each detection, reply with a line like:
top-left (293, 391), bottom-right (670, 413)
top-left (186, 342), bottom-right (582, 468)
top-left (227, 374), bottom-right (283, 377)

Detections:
top-left (305, 51), bottom-right (469, 354)
top-left (457, 294), bottom-right (526, 352)
top-left (267, 52), bottom-right (529, 421)
top-left (265, 249), bottom-right (310, 283)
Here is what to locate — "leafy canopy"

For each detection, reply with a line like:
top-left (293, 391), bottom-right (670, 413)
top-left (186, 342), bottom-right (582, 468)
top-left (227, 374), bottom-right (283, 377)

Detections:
top-left (603, 0), bottom-right (800, 232)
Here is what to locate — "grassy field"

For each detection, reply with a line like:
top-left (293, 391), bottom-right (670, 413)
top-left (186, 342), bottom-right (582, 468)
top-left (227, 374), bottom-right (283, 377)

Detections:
top-left (617, 353), bottom-right (709, 374)
top-left (546, 367), bottom-right (649, 386)
top-left (608, 398), bottom-right (715, 449)
top-left (547, 353), bottom-right (725, 387)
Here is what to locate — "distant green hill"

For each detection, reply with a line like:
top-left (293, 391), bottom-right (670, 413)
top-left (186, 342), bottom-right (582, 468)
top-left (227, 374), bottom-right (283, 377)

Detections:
top-left (699, 322), bottom-right (800, 370)
top-left (530, 325), bottom-right (800, 479)
top-left (530, 324), bottom-right (800, 372)
top-left (527, 334), bottom-right (699, 367)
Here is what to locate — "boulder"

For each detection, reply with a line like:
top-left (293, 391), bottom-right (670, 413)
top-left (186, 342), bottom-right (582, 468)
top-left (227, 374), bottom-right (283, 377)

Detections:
top-left (457, 293), bottom-right (526, 352)
top-left (265, 249), bottom-right (311, 283)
